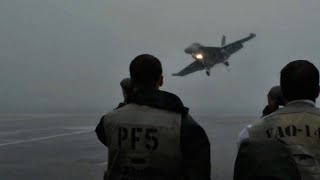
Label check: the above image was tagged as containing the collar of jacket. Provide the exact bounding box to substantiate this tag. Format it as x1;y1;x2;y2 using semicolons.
127;90;189;115
286;99;316;108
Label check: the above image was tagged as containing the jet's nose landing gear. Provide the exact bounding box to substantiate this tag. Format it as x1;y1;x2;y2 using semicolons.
206;69;210;76
224;61;230;72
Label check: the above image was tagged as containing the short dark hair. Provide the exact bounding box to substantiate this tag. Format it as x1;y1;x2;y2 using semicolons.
280;60;319;101
129;54;162;88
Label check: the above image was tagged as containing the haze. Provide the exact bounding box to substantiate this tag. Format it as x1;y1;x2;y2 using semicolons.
1;0;320;115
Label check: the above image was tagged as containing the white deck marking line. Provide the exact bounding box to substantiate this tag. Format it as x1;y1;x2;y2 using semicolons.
96;162;108;166
0;126;95;135
0;130;92;147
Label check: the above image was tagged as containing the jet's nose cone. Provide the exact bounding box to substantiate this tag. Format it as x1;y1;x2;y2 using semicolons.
184;47;193;54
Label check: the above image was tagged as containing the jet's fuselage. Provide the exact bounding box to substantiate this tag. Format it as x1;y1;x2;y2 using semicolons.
189;46;228;68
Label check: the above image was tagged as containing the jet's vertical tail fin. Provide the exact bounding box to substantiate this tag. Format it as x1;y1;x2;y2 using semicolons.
221;35;226;47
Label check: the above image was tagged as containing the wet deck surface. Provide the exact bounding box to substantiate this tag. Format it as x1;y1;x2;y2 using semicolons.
0;113;254;180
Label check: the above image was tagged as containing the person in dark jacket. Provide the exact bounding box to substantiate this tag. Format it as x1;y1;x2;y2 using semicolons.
95;54;211;180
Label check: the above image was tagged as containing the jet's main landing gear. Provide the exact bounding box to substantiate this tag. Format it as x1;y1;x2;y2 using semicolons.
224;61;230;72
206;69;210;76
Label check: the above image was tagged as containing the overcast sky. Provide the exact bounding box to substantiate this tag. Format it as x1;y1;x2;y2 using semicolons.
1;0;320;115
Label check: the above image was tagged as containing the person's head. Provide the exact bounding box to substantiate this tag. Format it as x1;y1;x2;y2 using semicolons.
129;54;163;91
280;60;319;102
120;78;133;102
268;86;287;106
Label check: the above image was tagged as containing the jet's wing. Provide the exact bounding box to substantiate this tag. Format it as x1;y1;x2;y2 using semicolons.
222;33;256;55
172;60;205;76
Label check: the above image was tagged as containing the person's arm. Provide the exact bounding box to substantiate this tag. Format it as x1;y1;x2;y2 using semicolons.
95;116;108;147
180;114;211;180
262;105;275;117
96;104;126;147
236;125;251;148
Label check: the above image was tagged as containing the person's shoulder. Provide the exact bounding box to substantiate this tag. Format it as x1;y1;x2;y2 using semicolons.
157;90;185;105
181;114;201;127
247;116;268;130
256;105;320;126
180;114;209;148
102;106;126;120
259;107;286;121
114;102;127;110
160;90;190;114
129;90;189;114
101;108;126;127
266;104;320;117
306;106;320;116
181;114;207;138
157;90;180;99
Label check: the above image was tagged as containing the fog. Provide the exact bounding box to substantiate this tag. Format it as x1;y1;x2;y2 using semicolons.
1;0;320;115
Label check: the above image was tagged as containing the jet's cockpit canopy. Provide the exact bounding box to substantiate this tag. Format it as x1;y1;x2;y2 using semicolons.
184;43;203;54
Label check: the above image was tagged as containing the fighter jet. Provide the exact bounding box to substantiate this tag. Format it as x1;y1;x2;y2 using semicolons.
172;33;256;76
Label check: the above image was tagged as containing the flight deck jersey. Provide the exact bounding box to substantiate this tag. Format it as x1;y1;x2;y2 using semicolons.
102;103;183;180
248;101;320;180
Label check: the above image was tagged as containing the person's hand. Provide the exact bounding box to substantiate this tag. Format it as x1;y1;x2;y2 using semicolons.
267;94;280;112
262;86;284;117
268;86;286;106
